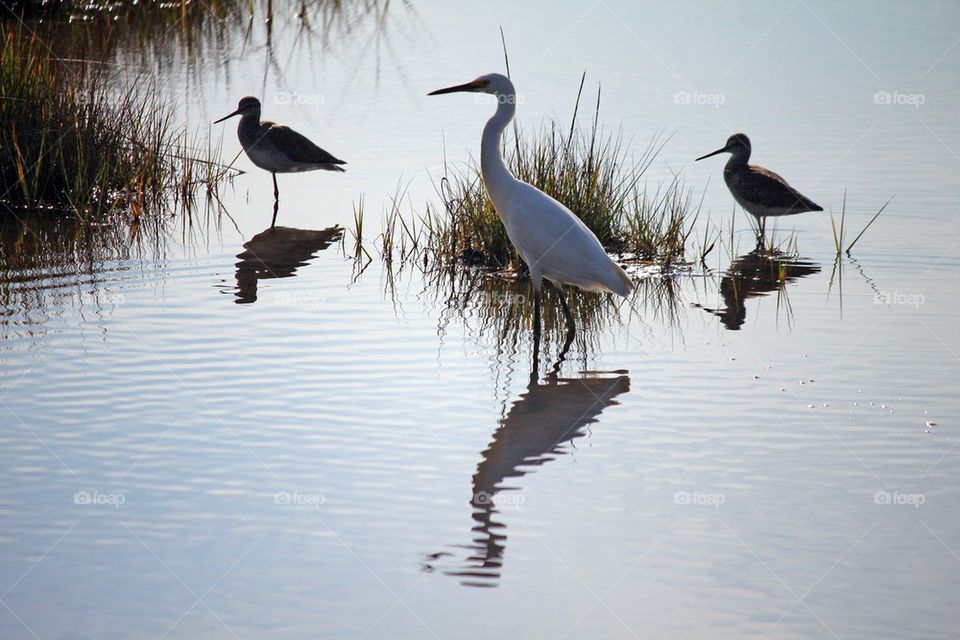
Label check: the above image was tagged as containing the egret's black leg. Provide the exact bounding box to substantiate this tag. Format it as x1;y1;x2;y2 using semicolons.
533;288;542;342
544;319;576;380
556;285;576;334
532;288;542;379
556;323;575;371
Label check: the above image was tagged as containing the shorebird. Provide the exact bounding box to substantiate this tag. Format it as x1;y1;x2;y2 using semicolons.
696;133;822;237
428;73;632;337
215;96;345;226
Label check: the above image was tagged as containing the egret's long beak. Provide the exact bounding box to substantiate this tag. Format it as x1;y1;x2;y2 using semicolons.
695;145;730;161
214;109;242;124
428;79;486;96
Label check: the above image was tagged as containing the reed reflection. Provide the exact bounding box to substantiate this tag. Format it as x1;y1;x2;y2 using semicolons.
3;0;416;85
0;213;168;338
420;265;684;370
436;334;630;587
701;246;819;330
233;225;341;304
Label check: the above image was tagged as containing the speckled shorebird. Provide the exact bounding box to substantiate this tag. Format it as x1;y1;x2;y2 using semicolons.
215;96;345;226
696;133;821;237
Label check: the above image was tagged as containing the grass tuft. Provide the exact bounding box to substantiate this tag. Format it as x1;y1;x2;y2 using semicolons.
830;191;892;256
0;29;229;219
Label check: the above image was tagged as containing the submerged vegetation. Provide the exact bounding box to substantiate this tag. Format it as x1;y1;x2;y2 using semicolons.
0;30;227;219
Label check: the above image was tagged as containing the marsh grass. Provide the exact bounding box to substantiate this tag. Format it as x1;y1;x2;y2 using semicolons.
831;191;893;256
826;193;892;310
0;30;229;219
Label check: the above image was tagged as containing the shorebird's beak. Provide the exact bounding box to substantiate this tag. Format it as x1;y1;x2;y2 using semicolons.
695;145;730;161
428;79;486;96
214;109;242;124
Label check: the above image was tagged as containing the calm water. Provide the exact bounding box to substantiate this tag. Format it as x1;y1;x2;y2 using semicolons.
2;1;960;638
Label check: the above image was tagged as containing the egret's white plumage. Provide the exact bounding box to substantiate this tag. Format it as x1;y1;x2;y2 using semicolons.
429;73;631;333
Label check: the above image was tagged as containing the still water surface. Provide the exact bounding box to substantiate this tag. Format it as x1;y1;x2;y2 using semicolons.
2;1;959;638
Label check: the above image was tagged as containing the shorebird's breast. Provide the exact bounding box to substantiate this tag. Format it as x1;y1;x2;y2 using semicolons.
723;165;761;215
244;143;294;173
237;125;292;172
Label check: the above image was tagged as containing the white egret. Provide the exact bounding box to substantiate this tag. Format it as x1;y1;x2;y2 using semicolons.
428;74;632;336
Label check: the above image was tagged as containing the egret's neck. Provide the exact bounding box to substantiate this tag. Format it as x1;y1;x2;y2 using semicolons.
480;97;516;187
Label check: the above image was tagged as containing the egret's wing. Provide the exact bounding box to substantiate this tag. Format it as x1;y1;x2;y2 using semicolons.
266;123;346;166
501;182;631;294
502;183;590;263
736;165;821;211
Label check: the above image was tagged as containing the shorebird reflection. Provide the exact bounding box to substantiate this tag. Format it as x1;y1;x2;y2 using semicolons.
232;225;342;304
700;246;819;330
434;333;630;587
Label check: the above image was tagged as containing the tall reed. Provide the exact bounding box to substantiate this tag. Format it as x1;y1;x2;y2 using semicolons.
0;30;226;218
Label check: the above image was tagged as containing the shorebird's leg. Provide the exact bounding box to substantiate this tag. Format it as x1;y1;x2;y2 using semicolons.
555;284;576;334
272;173;279;202
270;198;279;229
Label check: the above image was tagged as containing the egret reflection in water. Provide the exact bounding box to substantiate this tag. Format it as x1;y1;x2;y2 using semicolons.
700;246;820;330
433;335;631;587
232;225;342;304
